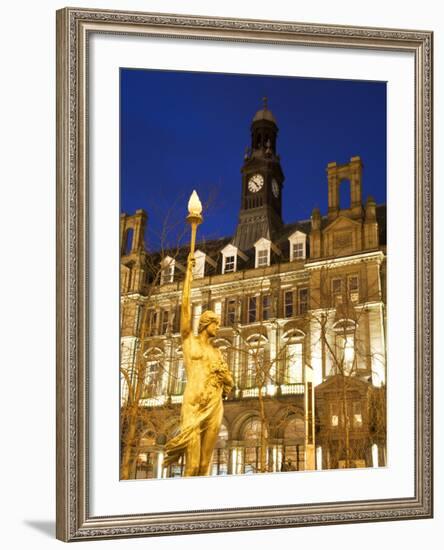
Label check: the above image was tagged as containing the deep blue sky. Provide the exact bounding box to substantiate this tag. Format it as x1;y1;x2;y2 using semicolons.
120;69;386;250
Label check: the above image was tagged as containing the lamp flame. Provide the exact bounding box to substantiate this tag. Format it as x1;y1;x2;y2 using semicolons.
187;190;202;216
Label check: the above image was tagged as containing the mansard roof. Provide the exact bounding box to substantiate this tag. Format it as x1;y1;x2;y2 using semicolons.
143;204;386;282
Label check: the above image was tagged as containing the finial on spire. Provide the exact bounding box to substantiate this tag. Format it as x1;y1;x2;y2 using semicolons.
262;96;268;110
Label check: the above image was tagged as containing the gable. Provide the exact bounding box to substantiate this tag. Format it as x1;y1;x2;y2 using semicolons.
323;215;362;234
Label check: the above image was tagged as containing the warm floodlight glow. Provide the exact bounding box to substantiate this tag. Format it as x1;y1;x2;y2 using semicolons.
372;444;379;468
187;190;202;216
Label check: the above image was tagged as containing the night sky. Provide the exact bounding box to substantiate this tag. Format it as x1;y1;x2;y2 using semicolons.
120;69;386;250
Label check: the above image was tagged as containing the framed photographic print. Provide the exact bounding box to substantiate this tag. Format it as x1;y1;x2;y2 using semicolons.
56;7;433;542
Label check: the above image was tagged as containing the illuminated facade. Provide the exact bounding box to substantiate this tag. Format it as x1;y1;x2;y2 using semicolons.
120;103;387;478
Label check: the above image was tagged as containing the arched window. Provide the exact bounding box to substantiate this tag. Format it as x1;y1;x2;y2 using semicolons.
332;320;358;375
282;329;305;386
282;416;305;471
242;417;268;474
241;334;268;390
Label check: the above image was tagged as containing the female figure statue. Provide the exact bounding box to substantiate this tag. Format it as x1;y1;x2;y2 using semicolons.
163;254;233;476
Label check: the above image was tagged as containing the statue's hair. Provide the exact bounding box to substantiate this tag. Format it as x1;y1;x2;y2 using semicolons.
198;310;220;333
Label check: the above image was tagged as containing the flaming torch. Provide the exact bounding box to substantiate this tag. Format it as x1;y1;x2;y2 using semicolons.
186;190;203;256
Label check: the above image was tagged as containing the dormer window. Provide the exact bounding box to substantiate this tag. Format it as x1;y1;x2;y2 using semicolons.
221;244;247;275
257;248;269;267
254;238;280;269
193;250;216;279
160;256;175;284
224;255;236;273
288;231;307;261
193;251;205;278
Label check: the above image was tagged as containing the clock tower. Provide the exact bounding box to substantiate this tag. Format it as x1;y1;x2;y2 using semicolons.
233;98;285;250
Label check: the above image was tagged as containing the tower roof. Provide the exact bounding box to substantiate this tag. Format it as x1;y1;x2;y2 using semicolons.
252;96;277;124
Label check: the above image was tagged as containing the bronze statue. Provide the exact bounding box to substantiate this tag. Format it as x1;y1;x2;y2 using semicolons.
163;192;233;476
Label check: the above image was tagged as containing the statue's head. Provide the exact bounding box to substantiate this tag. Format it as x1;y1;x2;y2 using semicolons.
198;310;220;337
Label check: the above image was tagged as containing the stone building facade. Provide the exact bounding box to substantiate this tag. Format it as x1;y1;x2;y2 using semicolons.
120;102;387;479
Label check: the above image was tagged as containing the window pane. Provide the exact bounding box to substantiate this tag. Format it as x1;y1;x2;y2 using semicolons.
160;310;169;334
286;343;303;383
257;248;269;267
298;288;308;314
248;296;257;323
224;255;235;273
172;358;186;395
226;299;236;325
348;275;359;302
262;294;271;320
284;290;293;317
161;264;174;284
145;360;163;396
292;241;304;259
148;310;158;336
193;257;205;278
353;401;363;428
330;402;339;427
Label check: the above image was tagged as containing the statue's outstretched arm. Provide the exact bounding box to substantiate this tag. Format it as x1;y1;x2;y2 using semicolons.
180;253;194;339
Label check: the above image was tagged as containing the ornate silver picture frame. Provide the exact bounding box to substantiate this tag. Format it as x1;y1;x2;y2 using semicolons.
56;7;433;542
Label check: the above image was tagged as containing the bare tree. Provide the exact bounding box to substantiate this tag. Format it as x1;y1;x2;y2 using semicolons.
308;251;386;469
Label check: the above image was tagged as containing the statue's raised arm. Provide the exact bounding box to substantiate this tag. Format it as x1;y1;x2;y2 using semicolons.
164;190;232;477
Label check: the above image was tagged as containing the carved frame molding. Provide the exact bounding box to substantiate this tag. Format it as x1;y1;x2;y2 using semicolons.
56;7;433;542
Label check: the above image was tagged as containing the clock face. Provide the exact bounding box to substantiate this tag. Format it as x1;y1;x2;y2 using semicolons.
272;178;279;198
248;173;264;193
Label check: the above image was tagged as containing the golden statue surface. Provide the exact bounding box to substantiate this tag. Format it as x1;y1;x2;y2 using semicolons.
163;192;233;476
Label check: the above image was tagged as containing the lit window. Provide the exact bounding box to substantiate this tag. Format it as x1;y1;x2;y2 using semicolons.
225;298;237;326
262;294;271;320
348;275;359;302
254;238;274;268
298;288;309;315
172;357;186;395
284;290;293;318
242;418;267;474
143;348;165;397
147;310;158;336
330;402;339;427
353;401;363;428
160;310;169;334
160;257;175;284
332;278;343;305
213;301;222;316
224;255;235;273
257;248;269;267
245;350;256;388
221;244;246;275
145;361;162;396
292;242;304;260
288;231;307;261
338;334;355;374
193;254;205;279
286;343;303;383
248;296;257;323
